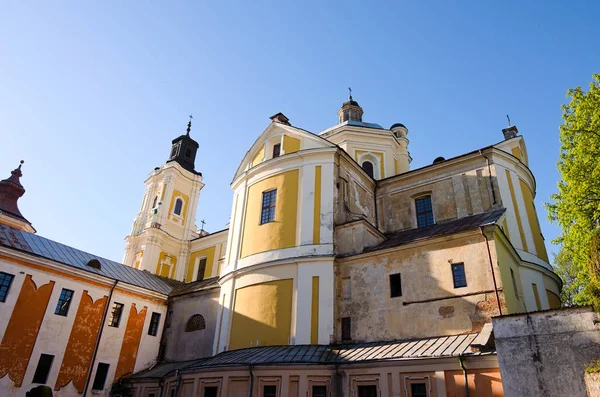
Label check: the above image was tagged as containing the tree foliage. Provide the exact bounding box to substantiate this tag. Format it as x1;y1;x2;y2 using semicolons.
547;74;600;308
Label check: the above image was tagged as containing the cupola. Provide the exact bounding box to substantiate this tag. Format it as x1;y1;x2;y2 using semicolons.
338;89;364;124
0;161;35;232
167;116;201;174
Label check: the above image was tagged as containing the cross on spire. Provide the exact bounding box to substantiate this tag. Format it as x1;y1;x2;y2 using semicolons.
186;114;193;135
200;219;206;231
348;87;352;99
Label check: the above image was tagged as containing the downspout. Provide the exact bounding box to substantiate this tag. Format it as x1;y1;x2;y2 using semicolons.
158;379;164;397
173;370;182;397
83;280;118;397
480;227;503;315
335;363;342;397
458;355;470;397
248;364;254;397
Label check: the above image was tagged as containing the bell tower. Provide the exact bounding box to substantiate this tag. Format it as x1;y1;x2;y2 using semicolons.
123;117;204;281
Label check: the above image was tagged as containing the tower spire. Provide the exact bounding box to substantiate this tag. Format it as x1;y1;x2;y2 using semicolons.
0;160;35;232
338;89;363;124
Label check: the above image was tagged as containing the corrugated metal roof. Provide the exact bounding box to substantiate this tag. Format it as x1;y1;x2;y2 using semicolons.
128;333;492;380
0;223;182;295
358;208;506;255
169;277;220;297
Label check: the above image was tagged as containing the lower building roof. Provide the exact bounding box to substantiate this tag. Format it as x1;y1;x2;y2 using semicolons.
0;223;182;295
127;332;493;380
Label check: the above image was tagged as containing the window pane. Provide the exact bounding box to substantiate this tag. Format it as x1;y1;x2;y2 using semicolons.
148;312;161;336
263;385;277;397
415;196;434;228
204;387;218;397
361;161;374;178
357;385;377;397
342;317;351;341
390;273;402;297
0;272;15;302
273;143;281;158
197;257;208;281
109;303;124;327
312;385;327;397
410;383;427;397
92;362;110;390
55;289;74;316
260;190;277;224
32;354;54;384
174;199;183;215
451;263;467;288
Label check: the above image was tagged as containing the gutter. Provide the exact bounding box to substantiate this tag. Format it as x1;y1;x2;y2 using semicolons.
83;280;118;396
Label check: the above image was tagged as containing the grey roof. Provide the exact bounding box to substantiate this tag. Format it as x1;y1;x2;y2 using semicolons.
346;120;384;130
127;333;491;380
0;223;182;295
169;277;220;297
360;209;506;255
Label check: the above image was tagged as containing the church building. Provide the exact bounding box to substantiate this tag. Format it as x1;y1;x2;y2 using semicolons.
0;95;560;397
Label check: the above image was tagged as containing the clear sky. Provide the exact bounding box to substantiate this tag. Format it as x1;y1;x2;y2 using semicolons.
1;1;598;263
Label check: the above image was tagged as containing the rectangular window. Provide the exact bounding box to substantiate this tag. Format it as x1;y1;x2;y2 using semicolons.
0;272;15;302
108;302;124;327
148;312;161;336
410;383;428;397
415;195;435;228
312;385;327;397
272;143;281;158
54;288;74;316
451;263;467;288
260;189;277;224
263;385;277;397
92;362;110;390
204;387;218;397
197;257;208;281
32;354;54;384
341;317;351;341
389;273;402;297
357;385;377;397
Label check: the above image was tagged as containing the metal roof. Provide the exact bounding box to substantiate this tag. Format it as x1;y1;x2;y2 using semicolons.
357;208;506;255
128;333;491;380
0;223;182;295
169;277;220;297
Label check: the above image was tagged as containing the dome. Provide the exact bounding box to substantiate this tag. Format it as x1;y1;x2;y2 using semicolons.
390;123;407;130
433;156;446;164
342;98;360;107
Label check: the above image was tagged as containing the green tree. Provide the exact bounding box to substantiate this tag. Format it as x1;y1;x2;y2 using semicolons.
552;250;583;306
547;74;600;308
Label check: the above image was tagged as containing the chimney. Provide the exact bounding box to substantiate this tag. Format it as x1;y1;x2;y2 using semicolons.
269;112;290;126
502;125;518;140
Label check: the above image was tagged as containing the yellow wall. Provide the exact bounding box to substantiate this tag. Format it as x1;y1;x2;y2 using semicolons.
355;150;385;178
547;289;561;309
511;146;522;161
229;279;293;349
185;246;216;282
310;276;319;344
505;170;528;252
494;232;525;314
240;170;299;258
156;251;177;278
519;179;549;262
252;146;265;167
167;189;189;225
313;166;321;244
283;135;301;154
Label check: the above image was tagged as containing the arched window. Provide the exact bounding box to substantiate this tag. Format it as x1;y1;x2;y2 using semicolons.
174;198;183;216
152;196;158;209
361;161;374;178
185;314;206;332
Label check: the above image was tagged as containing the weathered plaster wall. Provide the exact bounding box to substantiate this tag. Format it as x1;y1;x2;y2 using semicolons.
335;156;376;228
163;287;220;361
493;307;600;397
336;232;503;342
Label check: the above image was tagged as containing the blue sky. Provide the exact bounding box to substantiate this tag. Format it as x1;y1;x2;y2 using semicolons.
0;1;598;262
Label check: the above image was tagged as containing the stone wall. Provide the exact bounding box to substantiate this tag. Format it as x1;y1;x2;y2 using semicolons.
493;306;600;397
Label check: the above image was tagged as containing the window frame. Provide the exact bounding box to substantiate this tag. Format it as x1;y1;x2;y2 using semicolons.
260;189;277;225
32;353;54;384
54;288;74;316
389;273;402;298
92;362;110;390
148;312;161;336
415;195;435;228
185;314;206;332
0;272;15;303
108;302;124;327
451;263;467;288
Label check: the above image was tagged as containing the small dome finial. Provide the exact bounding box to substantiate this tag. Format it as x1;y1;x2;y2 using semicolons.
186;114;193;136
18;160;24;170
